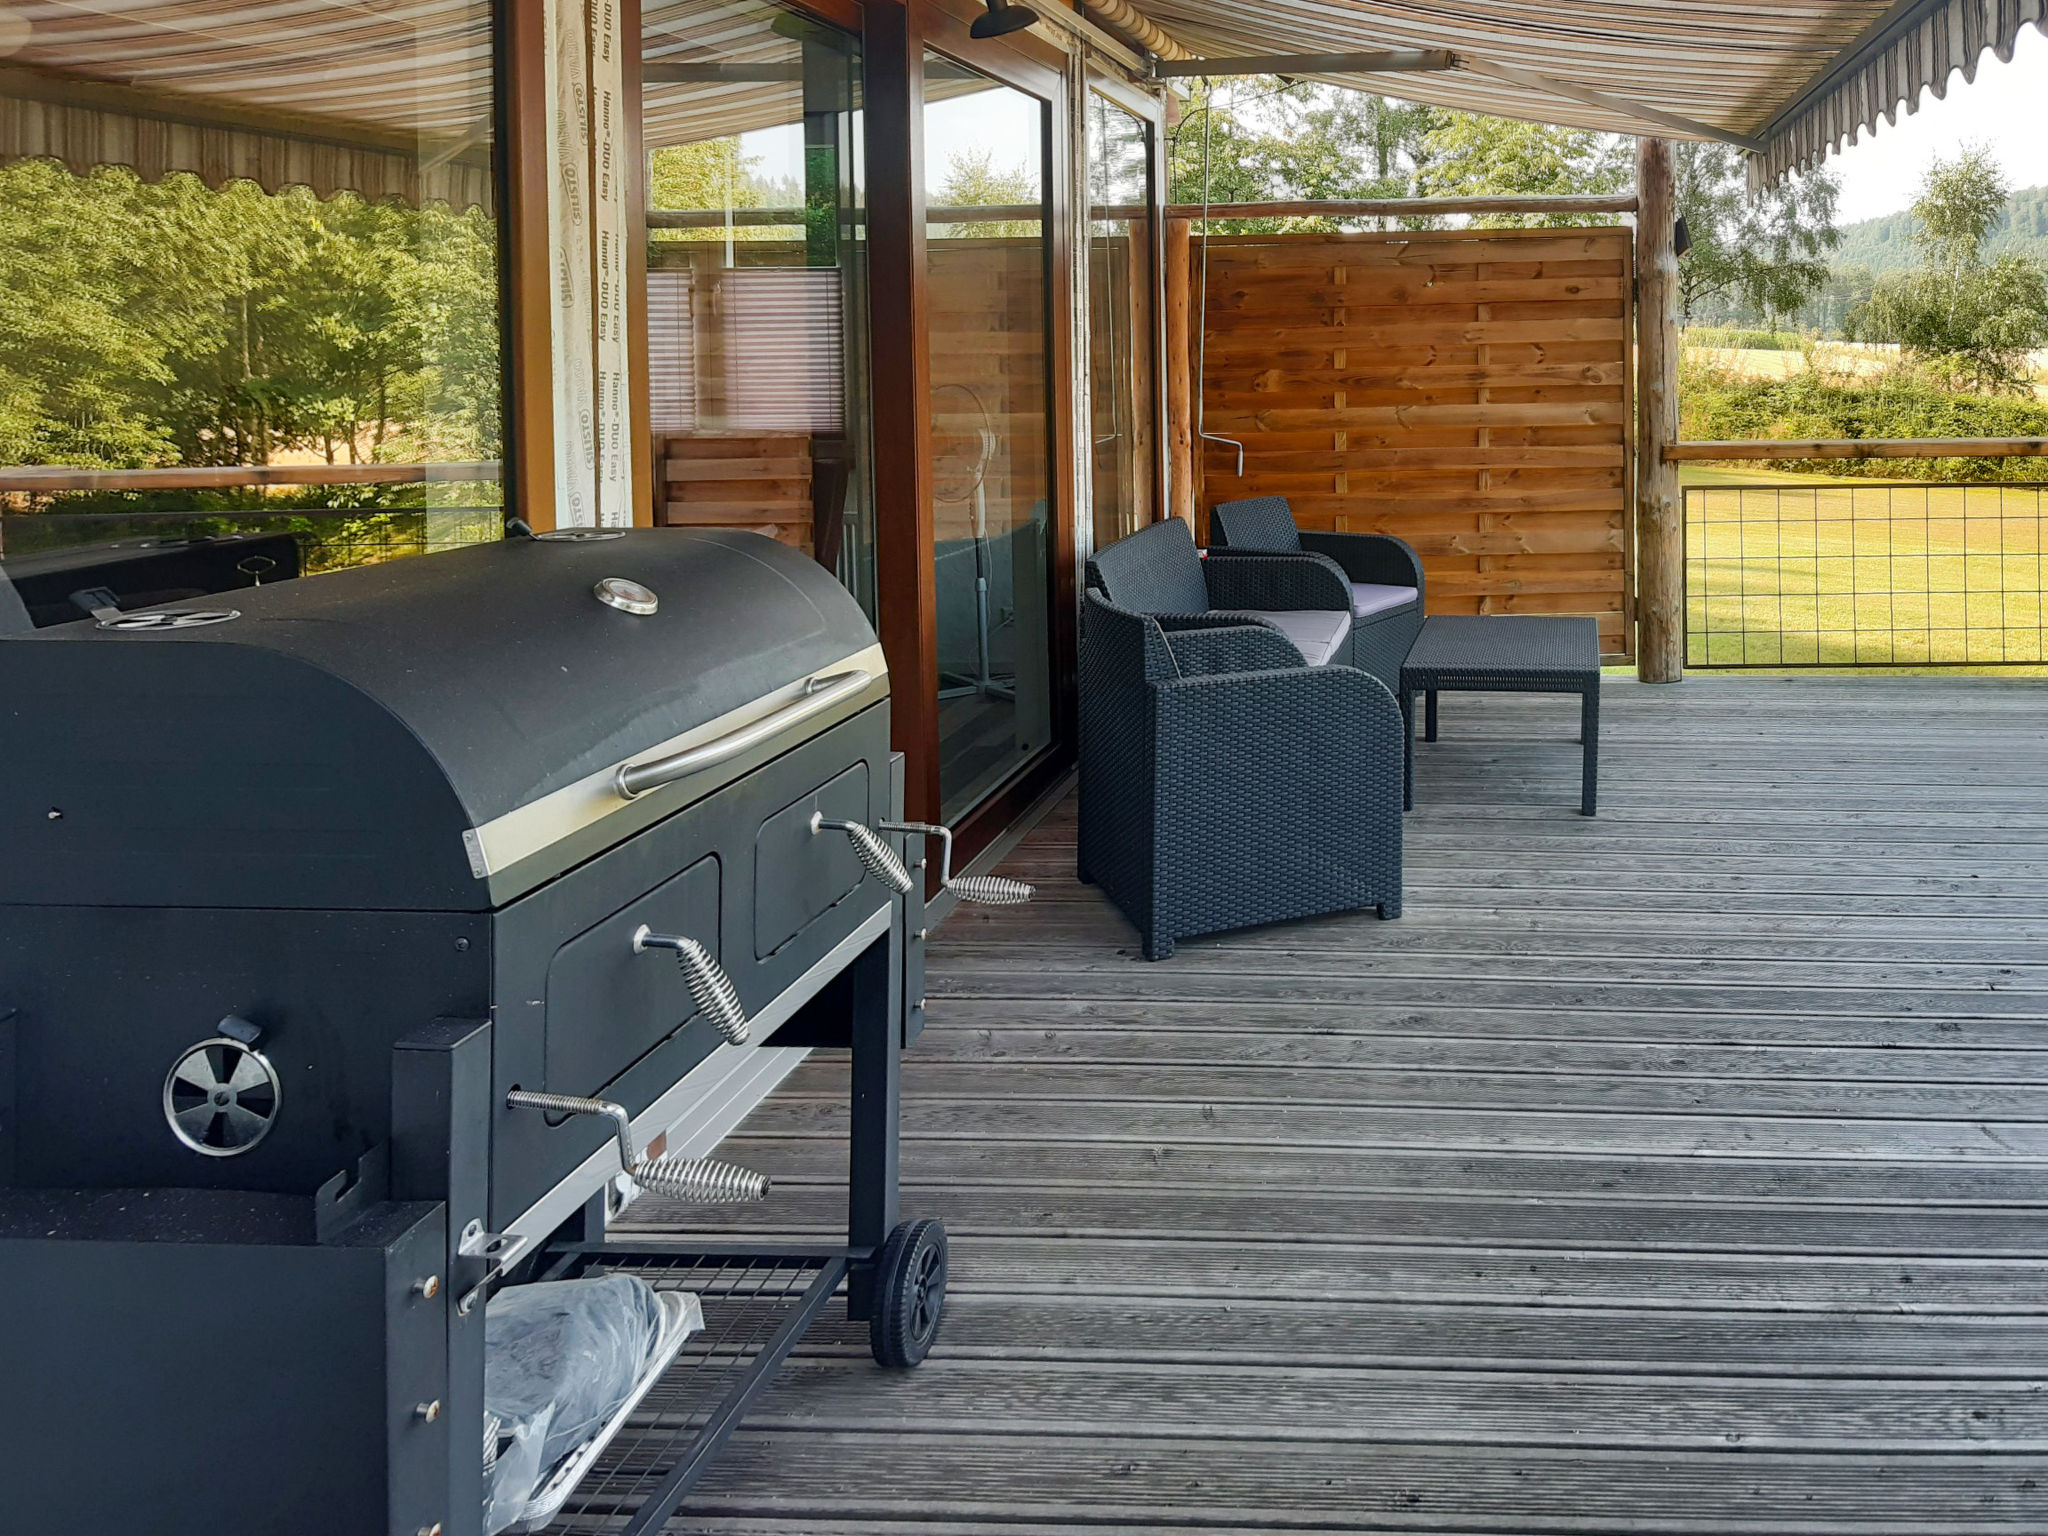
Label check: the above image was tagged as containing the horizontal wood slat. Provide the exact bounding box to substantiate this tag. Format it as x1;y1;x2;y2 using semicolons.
654;432;813;555
1194;228;1635;658
625;679;2048;1534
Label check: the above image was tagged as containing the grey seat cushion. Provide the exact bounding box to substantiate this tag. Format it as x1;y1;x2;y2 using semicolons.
1249;609;1352;667
1351;582;1419;620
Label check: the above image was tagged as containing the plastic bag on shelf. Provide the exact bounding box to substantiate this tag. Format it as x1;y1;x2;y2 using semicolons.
482;1273;665;1535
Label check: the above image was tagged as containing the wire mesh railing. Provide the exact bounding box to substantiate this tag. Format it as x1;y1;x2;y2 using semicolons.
1685;482;2048;667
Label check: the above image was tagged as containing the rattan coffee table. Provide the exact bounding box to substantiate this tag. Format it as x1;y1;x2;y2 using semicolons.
1399;615;1600;815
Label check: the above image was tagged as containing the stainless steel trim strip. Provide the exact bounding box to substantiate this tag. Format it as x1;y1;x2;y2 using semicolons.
462;641;888;878
501;903;892;1245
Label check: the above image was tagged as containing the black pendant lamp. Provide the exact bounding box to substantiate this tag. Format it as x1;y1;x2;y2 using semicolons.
970;0;1040;38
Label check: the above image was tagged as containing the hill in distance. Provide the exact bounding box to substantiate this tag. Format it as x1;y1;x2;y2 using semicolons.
1833;184;2048;273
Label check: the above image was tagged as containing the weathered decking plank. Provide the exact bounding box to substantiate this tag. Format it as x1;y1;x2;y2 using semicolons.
634;676;2048;1533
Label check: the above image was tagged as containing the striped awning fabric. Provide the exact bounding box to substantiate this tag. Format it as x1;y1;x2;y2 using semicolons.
0;1;495;208
1751;0;2048;189
1108;0;2045;187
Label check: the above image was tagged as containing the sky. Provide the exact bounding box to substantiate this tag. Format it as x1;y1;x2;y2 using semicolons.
1826;24;2048;223
733;27;2048;220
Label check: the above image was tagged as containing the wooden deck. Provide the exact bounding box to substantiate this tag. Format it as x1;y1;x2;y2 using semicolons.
671;675;2048;1534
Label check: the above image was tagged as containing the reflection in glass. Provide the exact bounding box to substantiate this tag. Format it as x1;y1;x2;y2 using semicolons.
924;57;1055;822
640;1;875;618
0;1;501;626
1087;92;1156;550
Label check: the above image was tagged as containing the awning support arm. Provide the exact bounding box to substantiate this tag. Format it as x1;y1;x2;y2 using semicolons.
1151;50;1457;78
1457;56;1766;153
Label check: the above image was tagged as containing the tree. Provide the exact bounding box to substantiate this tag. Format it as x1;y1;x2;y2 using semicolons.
1913;144;2008;275
1672;141;1840;325
1413;116;1629;225
1162;80;1628;234
932;149;1040;238
1850;145;2048;391
1165;79;1290;223
0;162;500;475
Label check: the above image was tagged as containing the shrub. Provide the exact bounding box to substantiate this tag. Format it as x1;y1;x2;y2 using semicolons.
1683;326;1808;352
1679;354;2048;481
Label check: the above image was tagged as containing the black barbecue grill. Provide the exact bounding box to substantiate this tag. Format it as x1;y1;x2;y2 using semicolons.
0;527;984;1535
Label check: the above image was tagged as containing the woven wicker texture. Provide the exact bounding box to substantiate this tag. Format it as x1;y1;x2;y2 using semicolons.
1085;517;1212;614
1208;496;1426;692
1079;590;1404;961
1399;615;1600;816
1086;518;1356;668
1208;496;1304;552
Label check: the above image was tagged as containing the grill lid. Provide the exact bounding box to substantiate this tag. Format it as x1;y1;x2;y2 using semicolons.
0;529;886;910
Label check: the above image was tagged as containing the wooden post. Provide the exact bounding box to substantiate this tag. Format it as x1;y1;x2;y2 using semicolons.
1634;137;1683;682
863;4;940;823
1163;216;1194;527
501;0;558;530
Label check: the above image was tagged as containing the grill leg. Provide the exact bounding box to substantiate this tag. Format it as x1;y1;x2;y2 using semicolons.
845;932;900;1319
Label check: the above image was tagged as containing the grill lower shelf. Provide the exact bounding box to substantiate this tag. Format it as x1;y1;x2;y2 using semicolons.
537;1249;849;1536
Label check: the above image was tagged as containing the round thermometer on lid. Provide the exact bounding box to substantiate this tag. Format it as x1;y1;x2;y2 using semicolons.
594;576;658;616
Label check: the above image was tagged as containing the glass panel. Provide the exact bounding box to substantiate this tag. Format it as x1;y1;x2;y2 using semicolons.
0;2;501;628
641;1;875;618
1087;91;1155;550
925;55;1054;822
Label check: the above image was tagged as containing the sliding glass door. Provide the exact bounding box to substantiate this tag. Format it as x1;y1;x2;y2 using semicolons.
922;54;1056;822
639;0;876;616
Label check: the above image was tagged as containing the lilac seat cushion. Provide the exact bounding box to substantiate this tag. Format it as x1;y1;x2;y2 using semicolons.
1247;609;1352;668
1352;582;1419;620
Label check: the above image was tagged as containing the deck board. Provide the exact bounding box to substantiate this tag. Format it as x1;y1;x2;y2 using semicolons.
637;676;2048;1533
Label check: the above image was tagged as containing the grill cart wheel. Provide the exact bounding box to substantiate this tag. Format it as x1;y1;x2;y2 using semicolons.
870;1218;947;1368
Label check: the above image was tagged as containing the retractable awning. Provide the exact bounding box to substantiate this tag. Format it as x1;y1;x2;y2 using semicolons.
0;1;495;209
1086;0;2046;187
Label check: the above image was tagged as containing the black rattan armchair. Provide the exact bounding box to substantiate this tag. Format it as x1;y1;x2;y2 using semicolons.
1209;495;1426;690
1086;516;1354;668
1078;589;1404;960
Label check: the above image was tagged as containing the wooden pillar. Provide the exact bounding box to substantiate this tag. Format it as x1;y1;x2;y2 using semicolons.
500;0;557;530
1634;137;1683;682
863;3;940;822
1163;216;1194;527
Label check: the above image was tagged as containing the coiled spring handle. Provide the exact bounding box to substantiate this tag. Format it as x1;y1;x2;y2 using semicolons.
811;813;915;893
504;1090;769;1204
881;819;1034;906
631;927;749;1044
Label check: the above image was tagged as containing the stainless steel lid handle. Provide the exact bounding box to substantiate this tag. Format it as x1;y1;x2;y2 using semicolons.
615;669;872;800
812;814;915;893
879;819;1034;906
632;927;750;1044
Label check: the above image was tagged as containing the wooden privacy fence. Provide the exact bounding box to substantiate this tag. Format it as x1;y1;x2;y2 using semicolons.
1184;225;1635;657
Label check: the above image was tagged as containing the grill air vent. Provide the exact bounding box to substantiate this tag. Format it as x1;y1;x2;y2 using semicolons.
162;1037;281;1156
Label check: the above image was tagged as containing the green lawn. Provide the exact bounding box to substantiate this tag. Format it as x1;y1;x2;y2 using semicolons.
1679;467;2048;667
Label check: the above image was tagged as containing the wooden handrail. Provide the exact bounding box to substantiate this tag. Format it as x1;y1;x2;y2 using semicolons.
0;461;502;492
647;193;1639;232
1666;439;2048;462
1165;193;1640;220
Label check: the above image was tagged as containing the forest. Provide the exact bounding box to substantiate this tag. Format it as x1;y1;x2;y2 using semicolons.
0;160;499;480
